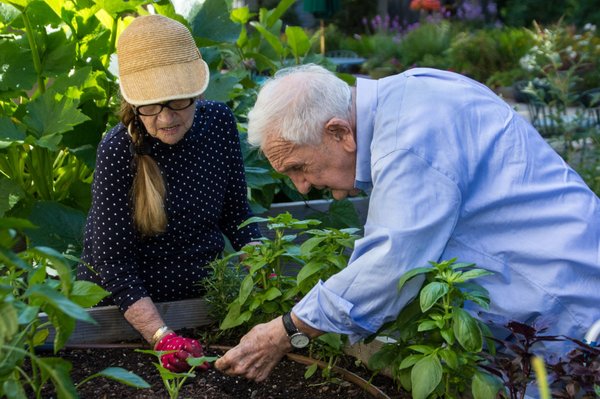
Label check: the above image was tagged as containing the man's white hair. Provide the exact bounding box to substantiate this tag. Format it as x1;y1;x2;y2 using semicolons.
247;64;352;148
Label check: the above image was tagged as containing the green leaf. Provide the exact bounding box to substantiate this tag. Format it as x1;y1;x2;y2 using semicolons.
399;354;423;370
317;333;343;350
41;28;76;77
46;306;76;351
411;354;442;399
304;362;318;379
0;38;36;92
36;357;78;399
23;92;90;143
262;286;281;301
368;345;399;371
0;179;24;216
455;268;493;283
407;344;434;354
417;320;438;332
398;266;432;291
285;26;310;58
27;284;94;323
204;72;241;102
86;367;150;388
237;274;254;305
2;378;26;399
249;21;284;56
230;6;252;24
70;280;109;308
0;303;18;345
188;356;218;367
190;0;240;46
264;0;295;27
452;308;483;352
296;260;323;285
419;281;449;312
25;201;86;253
472;370;503;399
438;348;459;369
0;117;26;149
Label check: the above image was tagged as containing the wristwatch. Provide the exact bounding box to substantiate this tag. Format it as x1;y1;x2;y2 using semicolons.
282;312;310;349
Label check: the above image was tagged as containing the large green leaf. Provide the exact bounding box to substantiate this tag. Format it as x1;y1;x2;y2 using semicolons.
452;307;483;352
411;354;442;399
40;28;76;77
204;72;240;102
23;92;89;143
25;201;86;254
0;38;36;93
190;0;240;47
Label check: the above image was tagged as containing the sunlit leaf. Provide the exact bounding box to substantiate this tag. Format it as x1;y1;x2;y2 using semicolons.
23;92;89;140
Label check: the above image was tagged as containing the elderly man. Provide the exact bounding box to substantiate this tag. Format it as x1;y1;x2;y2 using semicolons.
215;64;600;381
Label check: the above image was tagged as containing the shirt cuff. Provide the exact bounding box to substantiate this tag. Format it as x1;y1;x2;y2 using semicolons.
292;280;376;344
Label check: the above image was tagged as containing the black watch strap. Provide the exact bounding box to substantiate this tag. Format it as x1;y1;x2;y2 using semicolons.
282;311;299;336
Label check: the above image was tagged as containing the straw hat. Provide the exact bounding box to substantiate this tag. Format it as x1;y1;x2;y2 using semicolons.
117;14;209;106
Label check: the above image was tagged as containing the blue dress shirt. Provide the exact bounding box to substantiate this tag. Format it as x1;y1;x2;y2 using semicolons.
293;68;600;354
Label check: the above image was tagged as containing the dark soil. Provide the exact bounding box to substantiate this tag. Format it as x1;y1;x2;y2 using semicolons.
33;341;404;399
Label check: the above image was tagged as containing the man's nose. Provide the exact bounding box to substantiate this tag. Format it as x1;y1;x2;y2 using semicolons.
289;173;311;194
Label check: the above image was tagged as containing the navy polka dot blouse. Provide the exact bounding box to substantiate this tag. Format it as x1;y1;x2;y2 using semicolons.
77;100;261;312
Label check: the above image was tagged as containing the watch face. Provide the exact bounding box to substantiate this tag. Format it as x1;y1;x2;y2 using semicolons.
290;333;310;348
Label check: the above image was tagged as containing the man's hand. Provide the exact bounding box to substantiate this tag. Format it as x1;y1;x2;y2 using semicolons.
215;317;291;381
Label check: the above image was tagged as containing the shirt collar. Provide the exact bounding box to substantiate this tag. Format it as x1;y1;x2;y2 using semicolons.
355;77;377;192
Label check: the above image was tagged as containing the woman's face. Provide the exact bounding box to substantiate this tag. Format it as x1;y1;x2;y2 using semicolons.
136;99;196;145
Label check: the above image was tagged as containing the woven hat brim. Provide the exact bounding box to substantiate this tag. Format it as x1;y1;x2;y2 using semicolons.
119;56;209;106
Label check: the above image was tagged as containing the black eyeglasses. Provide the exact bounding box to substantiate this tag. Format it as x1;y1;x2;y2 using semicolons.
134;98;195;116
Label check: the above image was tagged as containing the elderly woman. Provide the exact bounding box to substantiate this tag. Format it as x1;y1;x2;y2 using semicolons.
77;14;260;372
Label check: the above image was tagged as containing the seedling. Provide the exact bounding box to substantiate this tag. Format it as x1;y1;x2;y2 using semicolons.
137;348;218;399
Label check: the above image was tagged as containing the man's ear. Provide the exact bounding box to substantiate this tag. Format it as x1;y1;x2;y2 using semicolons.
325;118;356;152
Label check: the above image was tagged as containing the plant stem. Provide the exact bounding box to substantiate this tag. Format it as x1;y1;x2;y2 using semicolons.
21;9;45;96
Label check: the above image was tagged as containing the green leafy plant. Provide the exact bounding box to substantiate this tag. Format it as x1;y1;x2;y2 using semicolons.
219;213;318;330
304;333;347;384
368;259;503;399
136;348;218;399
218;212;360;331
0;217;149;398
